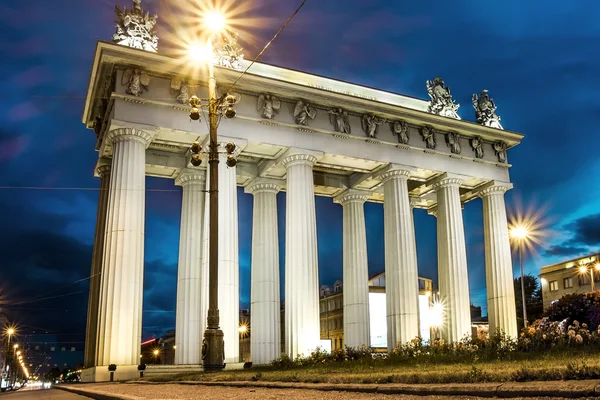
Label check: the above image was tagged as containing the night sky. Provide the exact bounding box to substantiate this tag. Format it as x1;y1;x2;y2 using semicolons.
1;0;600;343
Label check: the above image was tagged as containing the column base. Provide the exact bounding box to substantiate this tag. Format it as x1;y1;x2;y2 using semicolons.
81;365;139;382
202;328;225;372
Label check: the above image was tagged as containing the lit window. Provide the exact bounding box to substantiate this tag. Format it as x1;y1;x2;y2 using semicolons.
563;277;573;289
549;280;558;292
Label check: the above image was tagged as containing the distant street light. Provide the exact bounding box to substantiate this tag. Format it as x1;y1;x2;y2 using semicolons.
578;262;600;291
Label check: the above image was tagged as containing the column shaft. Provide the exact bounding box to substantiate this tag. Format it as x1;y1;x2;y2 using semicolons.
247;182;281;364
283;154;320;358
174;171;206;365
334;191;370;348
84;164;111;368
382;170;420;351
434;177;471;343
97;128;152;366
201;150;239;363
481;186;518;338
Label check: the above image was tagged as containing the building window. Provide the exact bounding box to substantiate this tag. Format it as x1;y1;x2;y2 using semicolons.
579;274;590;286
549;280;558;291
563;277;573;289
418;279;425;290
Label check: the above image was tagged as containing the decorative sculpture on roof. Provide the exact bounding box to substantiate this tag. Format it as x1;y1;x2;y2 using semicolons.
472;90;503;130
426;77;461;119
122;68;150;96
493;140;507;163
257;94;281;119
391;120;409;144
170;78;189;104
293;100;317;126
361;114;385;138
113;0;159;52
214;34;244;70
420;125;436;149
446;132;461;154
328;108;351;134
470;136;484;159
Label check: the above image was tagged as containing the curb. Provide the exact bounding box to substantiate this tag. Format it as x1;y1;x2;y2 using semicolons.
54;384;138;400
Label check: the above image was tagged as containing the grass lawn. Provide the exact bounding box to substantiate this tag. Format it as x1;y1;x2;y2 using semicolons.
146;351;600;384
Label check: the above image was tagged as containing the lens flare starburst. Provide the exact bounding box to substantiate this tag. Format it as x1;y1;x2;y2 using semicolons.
507;197;552;257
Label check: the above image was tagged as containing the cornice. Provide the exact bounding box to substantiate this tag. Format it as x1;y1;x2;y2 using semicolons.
281;153;318;169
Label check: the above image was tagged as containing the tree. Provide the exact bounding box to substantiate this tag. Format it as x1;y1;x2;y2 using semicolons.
514;274;543;326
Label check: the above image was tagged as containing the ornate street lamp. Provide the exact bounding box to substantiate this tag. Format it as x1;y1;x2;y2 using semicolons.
185;12;240;372
509;226;529;328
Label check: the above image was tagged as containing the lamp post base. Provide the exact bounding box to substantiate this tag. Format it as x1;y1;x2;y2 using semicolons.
202;328;224;372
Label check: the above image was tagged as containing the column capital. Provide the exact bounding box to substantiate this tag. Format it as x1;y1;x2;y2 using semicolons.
333;189;370;206
379;169;411;184
427;206;438;218
281;153;318;169
96;164;111;178
431;176;464;191
106;128;155;148
245;179;281;195
475;181;513;198
175;169;206;187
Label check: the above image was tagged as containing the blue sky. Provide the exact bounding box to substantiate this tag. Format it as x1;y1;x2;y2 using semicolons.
1;0;600;341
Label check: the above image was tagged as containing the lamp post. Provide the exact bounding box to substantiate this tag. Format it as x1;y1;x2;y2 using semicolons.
187;12;238;372
510;227;529;328
578;263;599;291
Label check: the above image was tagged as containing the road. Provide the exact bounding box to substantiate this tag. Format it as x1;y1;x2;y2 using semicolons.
0;388;88;399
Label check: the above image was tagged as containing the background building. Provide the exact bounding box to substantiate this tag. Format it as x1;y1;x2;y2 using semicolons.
539;253;600;309
319;272;434;350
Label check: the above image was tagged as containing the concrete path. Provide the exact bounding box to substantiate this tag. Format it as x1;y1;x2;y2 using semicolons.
0;388;88;399
57;380;600;399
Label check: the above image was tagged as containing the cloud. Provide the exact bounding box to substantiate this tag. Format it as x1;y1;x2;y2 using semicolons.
545;244;589;257
543;214;600;257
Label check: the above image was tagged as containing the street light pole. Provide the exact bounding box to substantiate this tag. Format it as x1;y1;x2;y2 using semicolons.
518;240;528;328
203;38;225;372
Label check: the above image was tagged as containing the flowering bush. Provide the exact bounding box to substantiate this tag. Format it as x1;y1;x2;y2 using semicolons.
545;291;600;330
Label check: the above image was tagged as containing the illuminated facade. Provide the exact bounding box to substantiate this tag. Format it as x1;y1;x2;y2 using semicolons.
81;0;523;382
319;273;433;350
539;254;600;309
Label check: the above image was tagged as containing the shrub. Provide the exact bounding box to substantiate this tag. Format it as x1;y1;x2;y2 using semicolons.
545;291;600;330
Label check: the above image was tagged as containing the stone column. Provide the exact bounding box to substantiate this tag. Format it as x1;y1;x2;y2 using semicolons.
201;146;239;363
84;163;111;368
381;170;420;351
333;190;370;349
433;176;471;343
245;180;281;364
96;128;153;367
174;169;206;365
283;154;320;358
480;185;518;338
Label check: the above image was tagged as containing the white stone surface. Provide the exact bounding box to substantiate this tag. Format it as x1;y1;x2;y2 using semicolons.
433;176;471;343
334;190;370;349
381;170;420;350
283;153;320;358
84;164;111;368
201;150;239;363
246;180;281;364
174;169;206;365
481;185;518;338
96;128;153;367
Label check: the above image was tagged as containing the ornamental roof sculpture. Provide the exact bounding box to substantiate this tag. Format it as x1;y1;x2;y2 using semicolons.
426;77;461;120
113;0;159;53
472;90;504;130
214;34;244;70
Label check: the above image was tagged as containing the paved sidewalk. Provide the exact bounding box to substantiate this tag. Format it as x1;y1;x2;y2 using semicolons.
57;379;600;399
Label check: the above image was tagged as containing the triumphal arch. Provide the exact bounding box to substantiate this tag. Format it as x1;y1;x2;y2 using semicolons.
82;0;523;381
